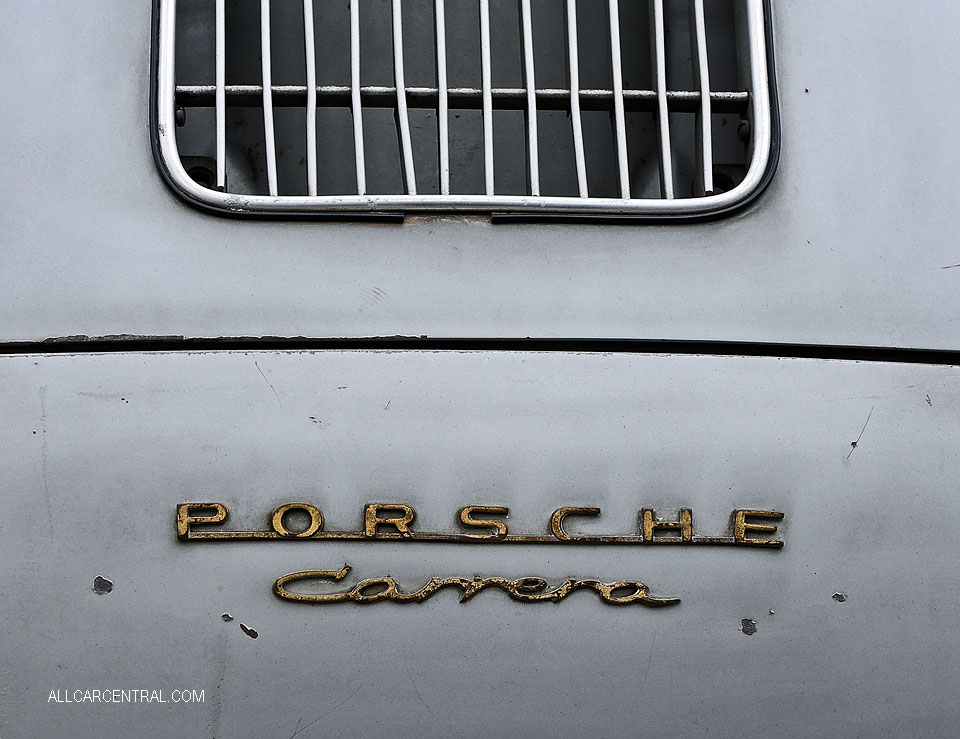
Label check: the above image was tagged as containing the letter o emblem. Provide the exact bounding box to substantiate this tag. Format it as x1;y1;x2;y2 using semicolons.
271;503;323;538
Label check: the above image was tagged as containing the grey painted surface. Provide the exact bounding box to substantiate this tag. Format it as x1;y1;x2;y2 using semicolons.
1;350;958;737
0;1;959;347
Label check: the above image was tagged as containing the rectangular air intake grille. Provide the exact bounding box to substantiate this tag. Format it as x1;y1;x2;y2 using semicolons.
155;0;774;217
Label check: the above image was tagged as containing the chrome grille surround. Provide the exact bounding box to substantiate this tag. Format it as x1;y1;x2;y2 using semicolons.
153;0;776;218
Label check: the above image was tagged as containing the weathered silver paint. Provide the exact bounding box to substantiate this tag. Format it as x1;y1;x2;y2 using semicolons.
0;3;958;347
1;351;958;736
1;0;959;735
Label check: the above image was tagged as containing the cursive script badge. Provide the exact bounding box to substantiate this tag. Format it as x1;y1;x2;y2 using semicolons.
273;564;680;607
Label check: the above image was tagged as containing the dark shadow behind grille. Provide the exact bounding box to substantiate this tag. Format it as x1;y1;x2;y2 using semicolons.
173;0;749;203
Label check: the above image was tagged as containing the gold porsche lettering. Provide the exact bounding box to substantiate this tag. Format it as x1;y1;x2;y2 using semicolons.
176;502;784;547
550;506;601;540
641;508;693;543
364;503;416;538
458;505;509;539
271;502;323;538
733;509;785;546
176;502;228;540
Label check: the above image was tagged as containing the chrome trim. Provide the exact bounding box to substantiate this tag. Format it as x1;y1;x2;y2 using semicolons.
689;0;714;197
349;0;366;195
303;0;317;197
520;0;539;197
608;0;630;200
259;0;277;197
392;0;416;195
435;0;450;196
155;0;773;217
566;0;588;198
215;0;225;189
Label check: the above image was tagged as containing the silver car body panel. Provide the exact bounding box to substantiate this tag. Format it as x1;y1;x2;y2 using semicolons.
1;0;959;736
0;2;958;348
2;350;958;736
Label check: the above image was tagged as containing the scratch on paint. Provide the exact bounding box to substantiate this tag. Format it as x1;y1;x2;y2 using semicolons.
406;669;436;718
846;406;874;459
287;683;363;738
38;386;53;528
254;361;282;406
639;627;657;690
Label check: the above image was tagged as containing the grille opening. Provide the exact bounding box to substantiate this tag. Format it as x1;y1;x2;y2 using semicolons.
316;107;362;196
534;111;574;198
669;112;695;199
623;112;664;199
705;0;739;91
364;108;407;195
183;157;217;189
492;110;527;196
449;109;484;195
161;0;772;216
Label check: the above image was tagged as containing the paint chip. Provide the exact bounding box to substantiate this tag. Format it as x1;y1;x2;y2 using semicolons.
221;613;233;622
240;623;259;639
93;576;114;595
740;618;757;636
832;592;846;603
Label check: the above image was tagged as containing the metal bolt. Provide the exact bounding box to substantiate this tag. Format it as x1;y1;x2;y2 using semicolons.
176;106;186;127
737;119;751;142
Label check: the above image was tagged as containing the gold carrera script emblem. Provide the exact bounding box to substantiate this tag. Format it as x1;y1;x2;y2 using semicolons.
273;564;679;607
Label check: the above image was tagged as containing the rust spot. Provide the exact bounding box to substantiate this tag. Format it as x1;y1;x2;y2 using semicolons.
740;618;757;636
240;623;259;639
93;576;114;595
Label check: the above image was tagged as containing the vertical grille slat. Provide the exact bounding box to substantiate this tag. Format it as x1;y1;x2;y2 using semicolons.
519;0;540;197
303;0;318;196
689;0;713;196
158;0;775;216
259;0;278;196
649;0;674;200
392;0;417;195
349;0;366;195
215;0;226;189
479;0;495;196
607;0;630;199
565;0;588;198
435;0;450;196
